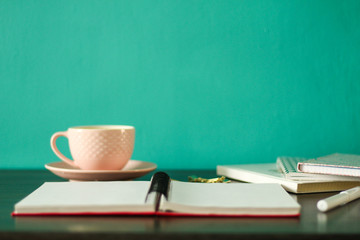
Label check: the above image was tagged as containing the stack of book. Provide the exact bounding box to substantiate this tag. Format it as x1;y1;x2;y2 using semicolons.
217;153;360;194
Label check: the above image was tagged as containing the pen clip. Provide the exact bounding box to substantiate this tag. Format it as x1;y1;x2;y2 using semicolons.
145;172;171;202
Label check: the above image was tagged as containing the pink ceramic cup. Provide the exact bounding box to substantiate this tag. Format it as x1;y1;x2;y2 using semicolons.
50;125;135;170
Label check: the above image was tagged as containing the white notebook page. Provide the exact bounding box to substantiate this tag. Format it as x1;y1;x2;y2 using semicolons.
15;181;152;214
161;181;299;214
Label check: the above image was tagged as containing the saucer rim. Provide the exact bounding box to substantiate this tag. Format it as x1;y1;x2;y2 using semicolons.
45;160;157;174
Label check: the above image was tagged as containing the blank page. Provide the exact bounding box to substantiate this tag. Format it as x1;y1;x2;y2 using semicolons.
15;181;152;214
161;181;300;215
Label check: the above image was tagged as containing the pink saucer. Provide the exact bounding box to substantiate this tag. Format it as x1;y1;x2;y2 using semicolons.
45;160;157;181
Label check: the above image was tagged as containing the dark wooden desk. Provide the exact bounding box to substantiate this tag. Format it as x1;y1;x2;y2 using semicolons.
1;170;359;240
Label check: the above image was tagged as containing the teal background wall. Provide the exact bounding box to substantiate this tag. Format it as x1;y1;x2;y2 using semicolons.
1;0;360;169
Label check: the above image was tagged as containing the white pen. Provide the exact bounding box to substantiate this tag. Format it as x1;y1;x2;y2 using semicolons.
317;186;360;212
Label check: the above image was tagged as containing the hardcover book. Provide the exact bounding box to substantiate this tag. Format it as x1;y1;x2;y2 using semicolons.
297;153;360;178
217;163;360;194
277;156;360;181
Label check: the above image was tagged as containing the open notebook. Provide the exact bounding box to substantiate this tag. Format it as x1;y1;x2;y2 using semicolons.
13;172;300;217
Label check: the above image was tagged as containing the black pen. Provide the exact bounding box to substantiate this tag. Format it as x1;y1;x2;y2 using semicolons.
145;172;171;212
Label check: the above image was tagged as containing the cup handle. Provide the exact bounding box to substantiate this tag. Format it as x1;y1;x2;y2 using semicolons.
50;131;77;167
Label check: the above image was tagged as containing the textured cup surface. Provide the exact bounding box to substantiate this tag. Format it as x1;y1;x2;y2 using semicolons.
51;125;135;170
